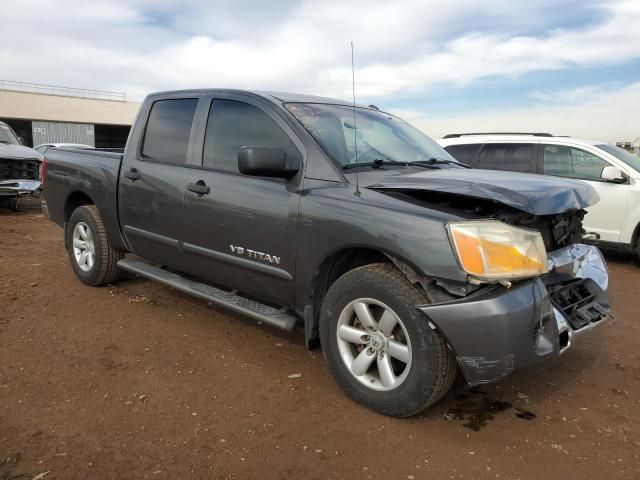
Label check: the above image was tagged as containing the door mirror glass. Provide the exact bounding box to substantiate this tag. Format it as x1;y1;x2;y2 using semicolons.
238;147;300;179
601;165;626;183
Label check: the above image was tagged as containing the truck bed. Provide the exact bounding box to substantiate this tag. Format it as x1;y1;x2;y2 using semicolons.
42;147;127;251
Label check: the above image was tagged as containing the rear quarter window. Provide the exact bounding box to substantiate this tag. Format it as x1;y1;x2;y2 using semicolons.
477;143;534;173
443;144;480;163
141;98;198;165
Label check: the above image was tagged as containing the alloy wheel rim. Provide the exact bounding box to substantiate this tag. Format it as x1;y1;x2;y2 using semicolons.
72;222;95;272
336;298;412;391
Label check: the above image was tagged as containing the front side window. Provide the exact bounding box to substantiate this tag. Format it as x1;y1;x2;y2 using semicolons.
596;144;640;173
543;145;609;181
285;103;456;166
477;143;533;172
203;100;294;173
141;98;198;164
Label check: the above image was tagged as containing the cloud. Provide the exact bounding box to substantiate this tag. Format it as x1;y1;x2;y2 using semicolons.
2;0;639;100
397;81;640;142
1;0;638;140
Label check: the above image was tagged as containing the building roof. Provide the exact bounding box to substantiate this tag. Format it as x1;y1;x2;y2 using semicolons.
0;89;140;125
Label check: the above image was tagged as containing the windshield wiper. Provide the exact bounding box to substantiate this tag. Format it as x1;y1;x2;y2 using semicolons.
414;157;471;168
343;158;439;170
343;158;405;170
0;140;12;144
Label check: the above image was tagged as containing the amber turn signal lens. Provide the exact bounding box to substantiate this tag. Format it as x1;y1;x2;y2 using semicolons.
448;221;548;280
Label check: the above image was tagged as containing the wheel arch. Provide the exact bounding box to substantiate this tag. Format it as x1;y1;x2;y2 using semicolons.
303;246;431;349
62;190;128;253
632;221;640;251
64;191;95;224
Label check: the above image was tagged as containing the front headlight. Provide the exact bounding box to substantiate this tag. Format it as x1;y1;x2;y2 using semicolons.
447;220;548;281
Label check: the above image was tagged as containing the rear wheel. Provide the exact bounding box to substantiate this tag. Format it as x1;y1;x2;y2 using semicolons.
320;263;457;417
65;205;122;286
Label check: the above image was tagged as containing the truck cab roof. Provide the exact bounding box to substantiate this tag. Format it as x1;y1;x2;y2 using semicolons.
145;88;368;108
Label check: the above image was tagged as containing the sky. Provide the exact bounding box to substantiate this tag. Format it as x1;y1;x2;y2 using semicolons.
2;0;639;141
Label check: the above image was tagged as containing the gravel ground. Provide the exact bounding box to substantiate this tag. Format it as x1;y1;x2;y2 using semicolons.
1;209;639;480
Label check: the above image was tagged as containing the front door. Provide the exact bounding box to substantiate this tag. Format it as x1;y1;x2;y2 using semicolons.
540;144;629;242
179;95;304;306
118;96;200;267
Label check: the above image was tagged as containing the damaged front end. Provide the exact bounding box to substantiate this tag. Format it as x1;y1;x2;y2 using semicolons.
366;168;609;385
0;158;42;209
419;244;609;386
367;169;609;385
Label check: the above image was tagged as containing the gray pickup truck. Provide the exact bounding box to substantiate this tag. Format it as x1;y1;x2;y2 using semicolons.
42;89;610;417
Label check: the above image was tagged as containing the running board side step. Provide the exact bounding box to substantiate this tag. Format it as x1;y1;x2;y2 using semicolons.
117;258;297;331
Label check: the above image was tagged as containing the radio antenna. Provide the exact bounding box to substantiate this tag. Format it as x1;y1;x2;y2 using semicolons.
350;41;360;196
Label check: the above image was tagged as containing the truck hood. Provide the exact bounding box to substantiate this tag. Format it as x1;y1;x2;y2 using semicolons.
0;143;42;161
366;168;599;216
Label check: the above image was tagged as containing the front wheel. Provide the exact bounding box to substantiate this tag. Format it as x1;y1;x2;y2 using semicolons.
65;205;122;286
320;263;457;417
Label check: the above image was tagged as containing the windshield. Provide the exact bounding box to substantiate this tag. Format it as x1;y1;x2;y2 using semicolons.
0;124;20;145
596;144;640;173
285;103;458;167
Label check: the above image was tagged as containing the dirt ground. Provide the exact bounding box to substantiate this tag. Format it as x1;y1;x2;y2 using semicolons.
1;208;639;480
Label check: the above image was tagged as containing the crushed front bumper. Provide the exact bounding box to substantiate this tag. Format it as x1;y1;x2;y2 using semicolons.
0;179;41;209
419;244;609;386
0;179;41;197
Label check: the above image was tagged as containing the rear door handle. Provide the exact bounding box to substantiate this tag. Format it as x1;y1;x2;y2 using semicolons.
124;168;140;181
187;180;210;196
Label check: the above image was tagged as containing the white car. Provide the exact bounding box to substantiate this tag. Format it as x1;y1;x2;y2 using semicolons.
437;133;640;259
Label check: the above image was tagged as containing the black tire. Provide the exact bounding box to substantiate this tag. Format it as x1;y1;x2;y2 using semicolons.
65;205;123;286
320;263;457;417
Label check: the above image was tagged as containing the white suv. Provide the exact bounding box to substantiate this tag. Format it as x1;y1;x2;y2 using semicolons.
437;133;640;259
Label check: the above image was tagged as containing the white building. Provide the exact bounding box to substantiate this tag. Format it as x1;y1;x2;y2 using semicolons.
616;138;640;156
0;80;141;148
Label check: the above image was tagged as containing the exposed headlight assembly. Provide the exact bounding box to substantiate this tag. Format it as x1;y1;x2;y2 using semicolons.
447;221;548;281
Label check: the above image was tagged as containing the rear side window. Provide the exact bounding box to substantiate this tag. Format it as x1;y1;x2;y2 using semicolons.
203;99;294;173
477;143;533;172
543;145;609;181
141;98;198;164
444;144;480;163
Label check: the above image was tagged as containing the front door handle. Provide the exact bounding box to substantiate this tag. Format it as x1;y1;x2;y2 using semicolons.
124;168;140;181
187;180;210;196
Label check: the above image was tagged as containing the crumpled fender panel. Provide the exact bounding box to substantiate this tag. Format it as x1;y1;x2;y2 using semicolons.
418;279;554;385
368;168;599;215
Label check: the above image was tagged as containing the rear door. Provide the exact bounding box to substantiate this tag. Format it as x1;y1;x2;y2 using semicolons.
475;142;538;173
539;142;629;242
179;94;304;306
118;95;200;268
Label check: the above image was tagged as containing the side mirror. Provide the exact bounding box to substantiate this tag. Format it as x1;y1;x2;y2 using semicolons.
601;165;626;183
238;147;300;179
